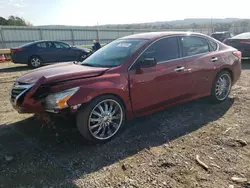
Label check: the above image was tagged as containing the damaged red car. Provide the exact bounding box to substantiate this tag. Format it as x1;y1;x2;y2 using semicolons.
10;32;241;143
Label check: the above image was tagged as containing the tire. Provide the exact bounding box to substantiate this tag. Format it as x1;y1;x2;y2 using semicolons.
28;56;43;68
78;53;88;62
76;95;125;143
210;70;232;103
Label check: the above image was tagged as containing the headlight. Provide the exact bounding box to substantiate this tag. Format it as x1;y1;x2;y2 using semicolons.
44;87;79;110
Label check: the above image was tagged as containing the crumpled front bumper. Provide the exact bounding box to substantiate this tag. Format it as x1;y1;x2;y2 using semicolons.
10;77;47;114
10;76;80;115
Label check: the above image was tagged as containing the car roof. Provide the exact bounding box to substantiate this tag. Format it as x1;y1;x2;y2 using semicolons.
120;31;208;40
32;40;66;43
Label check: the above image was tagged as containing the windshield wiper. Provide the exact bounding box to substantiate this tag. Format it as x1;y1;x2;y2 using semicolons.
81;63;96;67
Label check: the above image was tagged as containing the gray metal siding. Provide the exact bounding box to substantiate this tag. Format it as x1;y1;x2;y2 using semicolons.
0;26;213;49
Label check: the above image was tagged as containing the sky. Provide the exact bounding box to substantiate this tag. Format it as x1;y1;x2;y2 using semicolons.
0;0;250;26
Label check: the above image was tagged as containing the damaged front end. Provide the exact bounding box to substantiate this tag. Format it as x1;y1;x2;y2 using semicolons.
10;76;81;117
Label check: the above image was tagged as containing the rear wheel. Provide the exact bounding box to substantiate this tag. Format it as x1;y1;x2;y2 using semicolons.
28;56;42;68
210;71;232;103
76;95;125;143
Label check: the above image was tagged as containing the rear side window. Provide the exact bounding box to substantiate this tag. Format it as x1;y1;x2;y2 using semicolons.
180;36;209;57
141;37;179;63
36;42;47;48
207;39;218;51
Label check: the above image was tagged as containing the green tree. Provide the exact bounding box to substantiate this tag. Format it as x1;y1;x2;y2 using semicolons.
0;17;7;25
0;15;32;26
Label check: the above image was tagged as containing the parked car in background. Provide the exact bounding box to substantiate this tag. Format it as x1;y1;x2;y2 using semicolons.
211;31;234;42
10;32;241;143
224;32;250;59
10;40;92;68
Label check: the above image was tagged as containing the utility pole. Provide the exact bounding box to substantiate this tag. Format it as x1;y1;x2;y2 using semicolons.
96;22;100;43
210;17;214;34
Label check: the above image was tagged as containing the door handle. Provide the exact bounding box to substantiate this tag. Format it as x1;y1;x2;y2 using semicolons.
174;66;185;72
211;57;218;62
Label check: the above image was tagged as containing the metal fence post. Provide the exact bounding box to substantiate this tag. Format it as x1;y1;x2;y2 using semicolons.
39;28;43;40
96;28;100;43
71;29;75;46
0;27;5;48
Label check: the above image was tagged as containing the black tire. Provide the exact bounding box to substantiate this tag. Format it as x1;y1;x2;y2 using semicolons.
210;70;232;103
28;56;43;68
78;53;88;62
76;95;125;144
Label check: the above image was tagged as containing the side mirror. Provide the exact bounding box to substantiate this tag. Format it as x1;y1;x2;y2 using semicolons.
138;58;157;68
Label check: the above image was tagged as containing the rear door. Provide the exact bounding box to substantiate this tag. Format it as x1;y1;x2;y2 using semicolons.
129;36;194;116
179;35;220;96
34;42;52;62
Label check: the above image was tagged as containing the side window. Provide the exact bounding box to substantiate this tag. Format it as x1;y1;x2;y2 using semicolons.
36;42;47;48
54;42;70;49
47;42;56;49
181;36;209;57
207;39;218;51
140;37;179;63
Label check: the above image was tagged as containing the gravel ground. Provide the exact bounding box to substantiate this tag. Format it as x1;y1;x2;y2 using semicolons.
0;62;250;188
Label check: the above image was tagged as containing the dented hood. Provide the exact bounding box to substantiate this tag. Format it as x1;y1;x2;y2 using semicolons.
16;62;109;84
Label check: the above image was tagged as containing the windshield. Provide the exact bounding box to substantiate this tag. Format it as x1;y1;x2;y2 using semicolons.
212;33;228;41
80;39;148;67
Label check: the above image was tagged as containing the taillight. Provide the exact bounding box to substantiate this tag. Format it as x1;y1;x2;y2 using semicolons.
240;40;250;44
233;51;242;59
11;48;23;53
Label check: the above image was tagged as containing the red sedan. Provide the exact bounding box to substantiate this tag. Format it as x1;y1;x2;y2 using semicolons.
10;32;242;143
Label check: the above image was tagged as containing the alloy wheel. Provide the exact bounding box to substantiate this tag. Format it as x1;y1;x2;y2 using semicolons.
31;57;41;67
215;73;231;101
88;99;123;140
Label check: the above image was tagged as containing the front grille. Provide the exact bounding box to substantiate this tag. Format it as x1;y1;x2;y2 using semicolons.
10;82;34;104
11;87;26;103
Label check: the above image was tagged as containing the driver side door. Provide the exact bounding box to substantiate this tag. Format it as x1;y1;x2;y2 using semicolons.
53;42;77;62
128;36;193;117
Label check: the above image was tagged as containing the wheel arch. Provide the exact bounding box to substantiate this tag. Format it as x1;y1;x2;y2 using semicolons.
217;68;233;81
71;92;134;120
83;93;126;109
28;55;44;62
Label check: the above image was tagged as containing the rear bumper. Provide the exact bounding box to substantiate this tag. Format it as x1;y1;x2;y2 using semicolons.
242;57;250;60
238;49;250;59
11;54;28;64
232;61;241;86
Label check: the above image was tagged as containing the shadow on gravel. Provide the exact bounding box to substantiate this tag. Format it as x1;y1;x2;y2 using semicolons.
0;65;30;73
0;97;234;187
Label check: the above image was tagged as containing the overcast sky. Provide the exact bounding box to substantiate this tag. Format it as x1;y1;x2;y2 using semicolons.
0;0;250;26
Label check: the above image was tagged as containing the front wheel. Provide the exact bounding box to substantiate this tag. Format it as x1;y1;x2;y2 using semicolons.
76;95;125;143
210;71;232;103
78;53;88;62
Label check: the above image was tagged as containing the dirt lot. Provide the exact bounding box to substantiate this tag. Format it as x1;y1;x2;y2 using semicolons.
0;62;250;188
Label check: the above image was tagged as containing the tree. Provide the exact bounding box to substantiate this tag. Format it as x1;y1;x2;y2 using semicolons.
0;15;32;26
0;17;7;25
